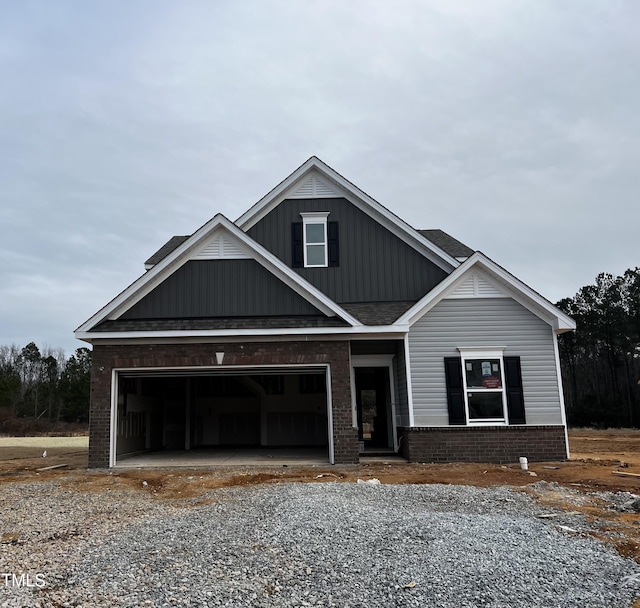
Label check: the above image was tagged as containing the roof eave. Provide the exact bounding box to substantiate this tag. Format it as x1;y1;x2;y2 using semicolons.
74;323;411;342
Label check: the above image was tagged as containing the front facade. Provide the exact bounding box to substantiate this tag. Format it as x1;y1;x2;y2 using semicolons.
76;158;575;467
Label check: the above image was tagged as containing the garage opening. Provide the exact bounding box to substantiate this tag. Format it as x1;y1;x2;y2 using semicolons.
113;368;331;466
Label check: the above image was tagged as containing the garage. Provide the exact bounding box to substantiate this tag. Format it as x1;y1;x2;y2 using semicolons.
112;367;331;466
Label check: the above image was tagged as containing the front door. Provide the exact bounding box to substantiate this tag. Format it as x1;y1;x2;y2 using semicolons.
354;367;393;450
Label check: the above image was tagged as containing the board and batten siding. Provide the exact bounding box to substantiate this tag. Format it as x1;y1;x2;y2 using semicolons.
121;259;322;319
247;198;448;303
408;298;563;426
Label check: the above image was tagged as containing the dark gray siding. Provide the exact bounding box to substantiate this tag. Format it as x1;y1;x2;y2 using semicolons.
121;260;323;319
247;198;448;303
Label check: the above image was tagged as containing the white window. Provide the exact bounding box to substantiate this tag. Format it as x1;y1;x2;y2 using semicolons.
301;212;329;268
458;348;508;425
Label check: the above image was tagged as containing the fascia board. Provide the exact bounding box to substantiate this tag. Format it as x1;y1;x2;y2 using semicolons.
236;157;459;272
397;252;576;332
74;324;411;342
76;213;361;332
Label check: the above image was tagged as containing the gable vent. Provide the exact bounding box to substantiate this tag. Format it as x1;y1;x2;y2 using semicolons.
446;272;507;299
290;171;341;198
192;233;251;260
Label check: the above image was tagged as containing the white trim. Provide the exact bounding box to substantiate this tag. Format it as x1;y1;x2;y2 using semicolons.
458;347;507;358
551;327;571;459
397;252;576;333
404;334;415;427
458;347;508;426
325;365;335;465
109;368;118;468
109;363;335;467
301;212;329;268
75;214;362;335
236;157;459;272
350;354;398;452
76;325;410;343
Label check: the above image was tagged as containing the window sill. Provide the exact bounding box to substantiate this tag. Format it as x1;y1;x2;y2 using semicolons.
467;420;507;426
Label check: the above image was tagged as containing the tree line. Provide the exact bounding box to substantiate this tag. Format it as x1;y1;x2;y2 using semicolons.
0;342;91;425
557;267;640;428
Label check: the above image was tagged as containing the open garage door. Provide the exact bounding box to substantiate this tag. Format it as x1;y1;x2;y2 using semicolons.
112;367;331;465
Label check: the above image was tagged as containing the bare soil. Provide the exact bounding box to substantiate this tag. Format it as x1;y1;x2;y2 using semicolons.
1;429;639;576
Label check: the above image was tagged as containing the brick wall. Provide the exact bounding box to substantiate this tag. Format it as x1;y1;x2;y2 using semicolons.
398;425;567;463
89;341;358;468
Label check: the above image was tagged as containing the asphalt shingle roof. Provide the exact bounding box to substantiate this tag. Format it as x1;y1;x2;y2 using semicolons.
417;229;474;258
92;316;350;332
340;301;416;325
144;236;190;267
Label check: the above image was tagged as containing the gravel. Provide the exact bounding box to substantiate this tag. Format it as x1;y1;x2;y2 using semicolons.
1;480;639;607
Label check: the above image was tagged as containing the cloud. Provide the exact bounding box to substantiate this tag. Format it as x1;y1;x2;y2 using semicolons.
1;0;639;352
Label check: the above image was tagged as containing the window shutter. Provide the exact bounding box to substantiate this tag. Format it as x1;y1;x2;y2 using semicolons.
504;356;526;424
327;221;339;267
291;222;303;268
444;357;466;425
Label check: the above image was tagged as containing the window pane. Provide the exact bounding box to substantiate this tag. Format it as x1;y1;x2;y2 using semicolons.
465;359;502;389
468;392;504;419
306;223;325;244
306;244;326;265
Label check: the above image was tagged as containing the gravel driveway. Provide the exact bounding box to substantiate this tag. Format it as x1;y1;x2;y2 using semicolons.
1;479;639;607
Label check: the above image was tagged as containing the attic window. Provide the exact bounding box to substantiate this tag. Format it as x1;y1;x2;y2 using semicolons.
301;212;329;268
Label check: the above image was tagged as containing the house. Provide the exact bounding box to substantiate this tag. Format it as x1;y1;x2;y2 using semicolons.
75;157;576;468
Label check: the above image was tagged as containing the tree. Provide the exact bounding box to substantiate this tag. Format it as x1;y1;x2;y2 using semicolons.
18;342;43;418
558;268;640;427
58;348;92;422
0;345;21;414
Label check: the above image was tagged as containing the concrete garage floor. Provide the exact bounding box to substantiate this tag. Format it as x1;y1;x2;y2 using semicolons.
116;447;406;468
117;447;330;467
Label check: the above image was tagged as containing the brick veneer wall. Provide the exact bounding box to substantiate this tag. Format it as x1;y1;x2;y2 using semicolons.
398;425;567;463
89;341;358;468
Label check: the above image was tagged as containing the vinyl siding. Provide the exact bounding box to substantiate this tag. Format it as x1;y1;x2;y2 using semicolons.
408;298;563;426
121;259;322;319
247;198;448;303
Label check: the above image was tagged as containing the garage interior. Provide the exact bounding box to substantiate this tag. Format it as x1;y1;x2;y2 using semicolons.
114;368;330;465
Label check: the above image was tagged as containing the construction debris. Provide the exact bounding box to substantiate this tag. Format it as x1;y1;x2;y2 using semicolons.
36;463;68;472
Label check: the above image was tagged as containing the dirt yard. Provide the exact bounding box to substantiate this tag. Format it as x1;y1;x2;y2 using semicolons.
1;429;639;571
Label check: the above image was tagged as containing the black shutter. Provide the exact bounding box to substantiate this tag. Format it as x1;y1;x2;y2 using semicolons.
327;221;339;267
444;357;466;425
504;356;526;424
291;222;303;268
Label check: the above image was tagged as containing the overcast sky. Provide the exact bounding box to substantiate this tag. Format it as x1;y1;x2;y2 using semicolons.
1;1;638;355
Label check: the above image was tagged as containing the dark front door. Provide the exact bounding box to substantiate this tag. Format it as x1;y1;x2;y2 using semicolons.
354;367;391;450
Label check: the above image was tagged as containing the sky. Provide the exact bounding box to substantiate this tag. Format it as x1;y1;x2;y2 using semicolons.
1;0;639;355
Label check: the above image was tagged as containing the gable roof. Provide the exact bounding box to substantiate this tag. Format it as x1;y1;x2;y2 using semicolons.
144;235;189;269
236;156;460;272
396;251;576;333
417;229;474;260
75;214;362;337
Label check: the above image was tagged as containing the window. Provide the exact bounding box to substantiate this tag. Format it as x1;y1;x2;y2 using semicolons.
462;353;506;423
444;351;526;426
291;215;339;268
301;212;329;267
